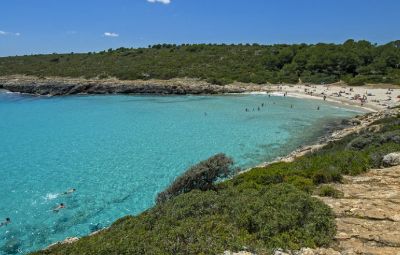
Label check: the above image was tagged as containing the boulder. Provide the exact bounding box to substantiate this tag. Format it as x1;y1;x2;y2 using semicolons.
382;152;400;167
350;118;361;125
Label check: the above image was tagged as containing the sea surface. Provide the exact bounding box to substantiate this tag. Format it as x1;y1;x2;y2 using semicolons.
0;92;364;254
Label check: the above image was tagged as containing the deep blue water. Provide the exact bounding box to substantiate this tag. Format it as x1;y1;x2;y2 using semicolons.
0;92;363;254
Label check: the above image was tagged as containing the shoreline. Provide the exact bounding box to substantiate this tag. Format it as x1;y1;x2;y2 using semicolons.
1;75;398;110
286;92;379;112
273;84;400;111
258;108;397;168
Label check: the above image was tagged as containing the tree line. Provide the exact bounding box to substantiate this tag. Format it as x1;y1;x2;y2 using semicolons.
1;40;399;85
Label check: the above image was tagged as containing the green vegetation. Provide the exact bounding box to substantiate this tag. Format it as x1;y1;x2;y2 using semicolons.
315;185;343;198
2;40;400;85
33;114;400;255
156;153;236;204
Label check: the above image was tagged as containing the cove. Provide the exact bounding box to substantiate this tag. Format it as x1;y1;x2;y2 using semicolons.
0;92;363;254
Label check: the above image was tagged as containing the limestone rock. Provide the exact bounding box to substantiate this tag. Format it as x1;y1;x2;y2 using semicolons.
0;75;268;96
45;237;79;250
316;165;400;255
382;152;400;167
349;118;361;125
224;251;255;255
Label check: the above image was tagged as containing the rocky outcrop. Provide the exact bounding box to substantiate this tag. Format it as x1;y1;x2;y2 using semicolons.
271;165;400;255
382;152;400;167
224;251;255;255
45;237;79;250
0;75;268;96
316;166;400;255
273;248;341;255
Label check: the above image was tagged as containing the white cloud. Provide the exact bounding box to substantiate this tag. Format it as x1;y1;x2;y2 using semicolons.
104;32;119;37
147;0;171;4
0;30;20;36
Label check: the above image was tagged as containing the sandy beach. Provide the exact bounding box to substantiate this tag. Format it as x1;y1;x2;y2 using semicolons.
267;84;400;112
1;76;399;111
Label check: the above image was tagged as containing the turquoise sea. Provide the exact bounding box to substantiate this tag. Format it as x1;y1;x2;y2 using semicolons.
0;92;363;254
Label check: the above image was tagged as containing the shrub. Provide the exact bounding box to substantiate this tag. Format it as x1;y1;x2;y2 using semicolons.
35;184;335;255
156;153;235;204
316;185;343;198
285;176;314;193
348;135;374;150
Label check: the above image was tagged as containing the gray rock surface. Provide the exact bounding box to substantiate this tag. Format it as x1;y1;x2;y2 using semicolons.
382;152;400;167
0;76;268;96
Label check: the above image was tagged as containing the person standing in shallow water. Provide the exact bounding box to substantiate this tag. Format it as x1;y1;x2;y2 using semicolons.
0;218;10;227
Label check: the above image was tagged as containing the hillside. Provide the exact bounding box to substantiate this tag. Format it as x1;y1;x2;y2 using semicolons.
1;40;400;86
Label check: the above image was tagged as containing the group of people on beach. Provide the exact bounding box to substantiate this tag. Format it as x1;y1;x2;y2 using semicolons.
1;188;76;228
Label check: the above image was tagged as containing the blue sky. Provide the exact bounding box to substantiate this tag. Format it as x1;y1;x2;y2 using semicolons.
1;0;399;56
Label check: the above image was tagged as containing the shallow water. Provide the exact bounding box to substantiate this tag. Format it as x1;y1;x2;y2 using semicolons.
0;92;363;254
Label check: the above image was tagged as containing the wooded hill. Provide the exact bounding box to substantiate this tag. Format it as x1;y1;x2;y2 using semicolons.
1;40;399;85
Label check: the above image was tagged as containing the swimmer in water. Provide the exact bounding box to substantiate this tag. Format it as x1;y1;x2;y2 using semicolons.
0;218;10;227
317;106;320;110
53;203;65;212
63;188;76;195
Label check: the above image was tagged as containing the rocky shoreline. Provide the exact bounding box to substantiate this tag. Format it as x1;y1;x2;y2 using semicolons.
234;108;400;255
0;75;267;96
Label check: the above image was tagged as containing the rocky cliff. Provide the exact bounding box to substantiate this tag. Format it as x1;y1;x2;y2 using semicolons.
0;76;267;96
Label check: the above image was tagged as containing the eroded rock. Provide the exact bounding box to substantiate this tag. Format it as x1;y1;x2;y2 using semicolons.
316;165;400;255
382;152;400;167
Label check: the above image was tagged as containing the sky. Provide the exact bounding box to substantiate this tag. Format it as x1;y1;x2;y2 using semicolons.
1;0;399;56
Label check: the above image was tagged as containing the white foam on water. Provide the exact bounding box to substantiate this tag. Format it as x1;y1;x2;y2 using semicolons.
44;193;59;201
270;92;285;96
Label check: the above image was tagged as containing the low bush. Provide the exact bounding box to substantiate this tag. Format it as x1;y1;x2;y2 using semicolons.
316;185;343;198
35;184;335;255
